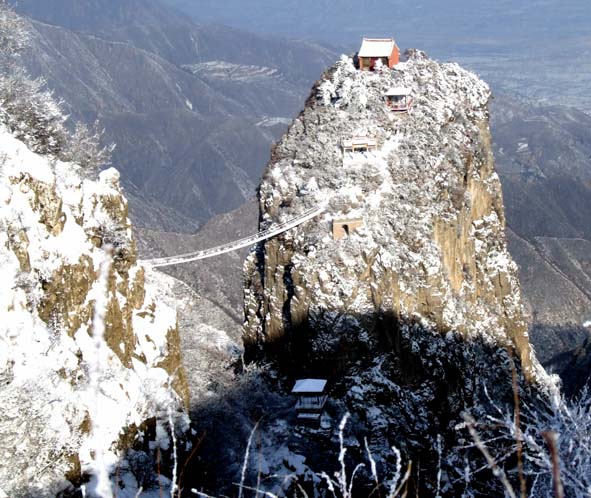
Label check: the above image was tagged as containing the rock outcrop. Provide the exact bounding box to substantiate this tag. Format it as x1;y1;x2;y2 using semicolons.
245;52;541;376
0;124;188;497
242;52;557;494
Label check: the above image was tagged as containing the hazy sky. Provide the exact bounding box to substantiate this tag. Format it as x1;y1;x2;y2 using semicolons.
161;0;591;57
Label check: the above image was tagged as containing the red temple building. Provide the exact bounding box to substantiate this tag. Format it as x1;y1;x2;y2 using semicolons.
358;37;400;70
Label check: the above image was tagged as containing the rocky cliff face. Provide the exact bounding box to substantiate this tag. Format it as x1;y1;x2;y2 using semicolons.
242;52;557;494
0;123;188;497
245;52;542;377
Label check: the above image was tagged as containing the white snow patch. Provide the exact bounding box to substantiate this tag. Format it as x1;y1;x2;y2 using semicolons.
0;123;186;497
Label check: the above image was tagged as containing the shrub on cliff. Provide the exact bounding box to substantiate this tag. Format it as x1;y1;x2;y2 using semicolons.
462;384;591;498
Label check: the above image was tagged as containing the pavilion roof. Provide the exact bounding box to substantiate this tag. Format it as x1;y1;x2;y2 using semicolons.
358;38;397;58
385;87;412;96
292;378;327;394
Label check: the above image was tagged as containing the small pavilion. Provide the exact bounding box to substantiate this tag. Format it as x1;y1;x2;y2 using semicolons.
342;136;377;154
292;378;328;424
358;38;400;71
384;87;413;112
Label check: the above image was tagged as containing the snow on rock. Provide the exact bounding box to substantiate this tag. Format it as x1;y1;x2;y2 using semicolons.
242;51;559;495
244;51;551;383
143;269;241;404
0;124;188;497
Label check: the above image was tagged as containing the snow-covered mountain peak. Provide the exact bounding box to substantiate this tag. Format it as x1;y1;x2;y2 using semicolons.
239;49;560;496
245;49;556;391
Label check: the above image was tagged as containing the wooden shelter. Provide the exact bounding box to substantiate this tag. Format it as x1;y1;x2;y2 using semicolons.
358;38;400;71
384;87;413;112
292;379;328;424
342;136;377;154
332;218;364;240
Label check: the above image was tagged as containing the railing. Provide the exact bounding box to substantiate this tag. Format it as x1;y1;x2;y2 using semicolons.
142;205;325;268
296;395;328;411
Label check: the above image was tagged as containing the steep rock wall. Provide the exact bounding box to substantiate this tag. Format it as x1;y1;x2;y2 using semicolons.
0;124;188;497
240;50;560;495
244;53;537;376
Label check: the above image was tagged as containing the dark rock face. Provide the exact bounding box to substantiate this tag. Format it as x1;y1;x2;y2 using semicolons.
321;323;543;496
561;334;591;397
190;317;552;497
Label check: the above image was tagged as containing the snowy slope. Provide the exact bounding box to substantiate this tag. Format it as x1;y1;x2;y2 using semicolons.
144;269;241;405
0;124;187;497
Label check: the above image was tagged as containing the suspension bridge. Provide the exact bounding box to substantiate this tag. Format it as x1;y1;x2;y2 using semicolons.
142;205;326;268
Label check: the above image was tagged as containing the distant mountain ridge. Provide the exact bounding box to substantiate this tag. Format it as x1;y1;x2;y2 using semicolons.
160;0;591;53
162;0;591;114
14;0;337;231
15;0;339;83
489;96;591;380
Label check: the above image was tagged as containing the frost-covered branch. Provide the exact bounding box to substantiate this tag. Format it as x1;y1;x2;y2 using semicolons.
237;419;261;498
0;0;28;73
317;413;410;498
462;413;518;498
460;386;591;497
62;121;116;173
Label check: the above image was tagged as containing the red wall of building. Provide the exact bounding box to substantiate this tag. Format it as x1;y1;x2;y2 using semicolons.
388;46;400;68
359;45;400;70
